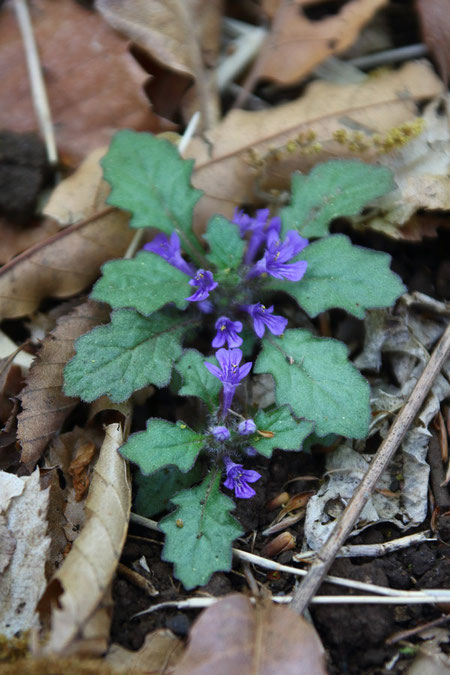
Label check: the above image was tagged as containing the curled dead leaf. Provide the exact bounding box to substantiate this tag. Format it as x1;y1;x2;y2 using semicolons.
39;424;131;655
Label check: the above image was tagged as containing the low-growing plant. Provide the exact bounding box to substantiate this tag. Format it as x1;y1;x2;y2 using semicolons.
64;130;405;589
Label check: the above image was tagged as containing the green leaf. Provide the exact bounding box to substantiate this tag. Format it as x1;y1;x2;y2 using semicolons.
268;234;405;319
135;463;205;518
160;472;243;589
251;406;314;458
254;329;370;438
91;252;191;315
281;160;394;238
64;309;190;402
175;349;221;411
101;130;202;252
203;215;245;271
120;419;205;474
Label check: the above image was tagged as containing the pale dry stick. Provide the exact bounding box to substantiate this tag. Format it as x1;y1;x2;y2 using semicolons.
293;531;436;561
217;19;267;92
130;513;426;599
348;43;427;70
133;590;450;620
14;0;58;165
123;113;201;261
290;323;450;615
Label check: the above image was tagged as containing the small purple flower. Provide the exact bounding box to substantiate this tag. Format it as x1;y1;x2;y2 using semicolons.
212;317;243;349
238;419;256;436
205;348;252;416
223;456;261;498
186;269;218;302
245;446;258;457
211;426;230;441
143;232;194;276
233;208;282;264
248;230;309;282
242;302;288;338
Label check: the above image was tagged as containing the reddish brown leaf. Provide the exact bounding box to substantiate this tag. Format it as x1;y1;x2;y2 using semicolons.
0;0;170;166
174;594;327;675
417;0;450;84
241;0;388;92
69;442;96;502
0;218;60;265
17;301;109;466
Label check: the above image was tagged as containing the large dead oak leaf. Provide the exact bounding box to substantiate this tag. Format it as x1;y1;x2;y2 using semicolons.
0;0;170;165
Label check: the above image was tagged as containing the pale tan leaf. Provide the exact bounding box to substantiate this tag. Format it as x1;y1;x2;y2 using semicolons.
17;301;109;466
188;61;442;229
106;629;184;673
0;469;50;637
0;217;60;265
174;594;327;675
243;0;389;88
40;424;131;655
44;147;108;226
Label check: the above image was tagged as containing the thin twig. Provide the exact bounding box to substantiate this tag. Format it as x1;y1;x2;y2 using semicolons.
290;323;450;615
14;0;58;165
293;531;436;561
133;590;450;619
348;44;428;70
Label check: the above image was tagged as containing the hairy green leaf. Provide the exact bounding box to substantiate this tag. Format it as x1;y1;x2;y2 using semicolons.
101;130;202;252
281;160;394;238
120;419;205;474
251;406;314;458
64;309;190;402
175;349;221;411
91;252;191;314
268;234;405;318
135;463;204;518
160;472;243;589
203;216;245;271
254;330;370;438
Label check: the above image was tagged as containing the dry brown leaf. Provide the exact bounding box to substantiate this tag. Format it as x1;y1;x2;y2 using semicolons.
241;0;388;91
0;218;61;265
0;0;170;165
106;629;184;673
174;593;327;675
0;469;50;637
0;208;132;321
39;423;131;655
417;0;450;84
188;60;442;229
96;0;222;129
17;300;109;466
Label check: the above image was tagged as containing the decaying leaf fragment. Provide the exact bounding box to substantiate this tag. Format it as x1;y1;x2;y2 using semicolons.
17;300;109;467
304;293;450;550
0;469;50;637
174;593;326;674
39;424;131;655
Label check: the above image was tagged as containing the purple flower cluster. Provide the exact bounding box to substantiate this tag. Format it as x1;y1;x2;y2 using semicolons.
144;209;309;500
